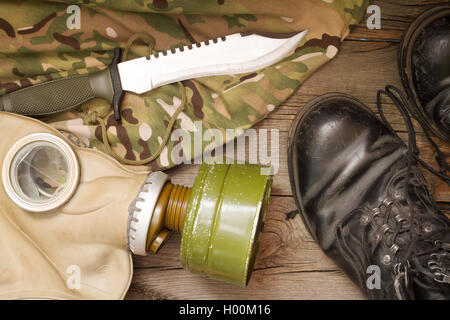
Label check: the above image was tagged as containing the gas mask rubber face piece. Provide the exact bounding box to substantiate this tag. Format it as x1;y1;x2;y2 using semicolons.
0;113;273;299
0;113;148;300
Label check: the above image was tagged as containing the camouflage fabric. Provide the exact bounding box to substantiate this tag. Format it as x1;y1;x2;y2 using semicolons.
0;0;369;171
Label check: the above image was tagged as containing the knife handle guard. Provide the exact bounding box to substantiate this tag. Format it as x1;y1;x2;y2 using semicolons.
0;48;124;121
109;48;124;121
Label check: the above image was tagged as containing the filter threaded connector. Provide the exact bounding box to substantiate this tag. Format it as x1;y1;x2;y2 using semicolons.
146;182;191;253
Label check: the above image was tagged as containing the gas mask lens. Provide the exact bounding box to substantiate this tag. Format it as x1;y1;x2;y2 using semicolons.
2;133;79;212
14;142;69;201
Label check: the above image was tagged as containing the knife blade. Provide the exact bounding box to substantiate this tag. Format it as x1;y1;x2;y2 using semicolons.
0;30;308;121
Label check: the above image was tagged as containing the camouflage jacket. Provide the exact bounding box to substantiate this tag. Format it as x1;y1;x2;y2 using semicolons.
0;0;369;171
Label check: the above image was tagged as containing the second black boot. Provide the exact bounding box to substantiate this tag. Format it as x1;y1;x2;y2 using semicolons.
288;92;450;300
398;5;450;142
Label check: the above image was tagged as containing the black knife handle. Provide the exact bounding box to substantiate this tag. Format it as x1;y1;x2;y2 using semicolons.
0;48;124;121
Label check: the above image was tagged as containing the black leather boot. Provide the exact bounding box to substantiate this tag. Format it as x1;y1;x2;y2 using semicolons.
287;90;450;300
399;5;450;142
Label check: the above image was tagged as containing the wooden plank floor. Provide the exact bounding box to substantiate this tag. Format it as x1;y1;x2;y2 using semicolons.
126;0;450;300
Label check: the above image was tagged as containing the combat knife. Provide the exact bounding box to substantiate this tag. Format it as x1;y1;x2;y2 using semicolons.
0;30;308;121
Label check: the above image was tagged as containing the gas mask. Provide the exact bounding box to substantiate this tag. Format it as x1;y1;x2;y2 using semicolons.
0;113;272;300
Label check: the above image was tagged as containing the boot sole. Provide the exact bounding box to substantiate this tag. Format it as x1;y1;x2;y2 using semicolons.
398;5;450;142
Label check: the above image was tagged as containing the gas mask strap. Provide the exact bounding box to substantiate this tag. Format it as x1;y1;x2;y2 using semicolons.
93;80;187;165
81;33;188;165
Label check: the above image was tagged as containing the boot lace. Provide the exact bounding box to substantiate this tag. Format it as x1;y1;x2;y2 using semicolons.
375;85;450;296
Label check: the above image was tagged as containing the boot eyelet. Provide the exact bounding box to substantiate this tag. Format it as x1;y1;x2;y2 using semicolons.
428;261;440;270
380;224;390;234
390;244;399;255
372;207;381;217
382;254;392;265
394;214;406;223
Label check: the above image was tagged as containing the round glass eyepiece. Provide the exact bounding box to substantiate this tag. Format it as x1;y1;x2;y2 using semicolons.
2;133;79;212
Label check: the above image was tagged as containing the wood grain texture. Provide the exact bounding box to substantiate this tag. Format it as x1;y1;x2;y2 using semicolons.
127;0;450;300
